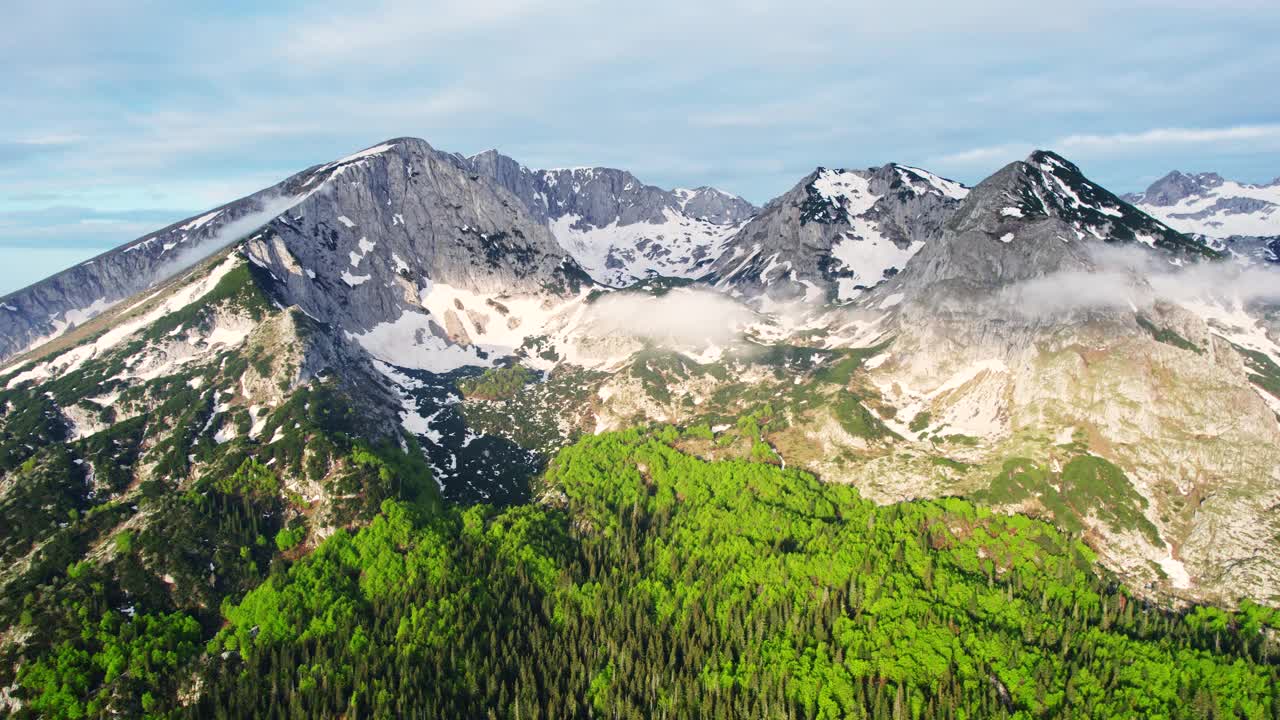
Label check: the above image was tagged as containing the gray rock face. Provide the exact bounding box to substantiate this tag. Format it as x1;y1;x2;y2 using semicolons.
466;149;756;228
675;187;758;225
1125;170;1280;264
0;139;585;365
239;139;582;337
1125;170;1224;207
465;150;757;287
706;163;968;303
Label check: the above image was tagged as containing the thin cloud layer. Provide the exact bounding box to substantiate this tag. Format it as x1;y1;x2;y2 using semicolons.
1001;245;1280;317
152;194;304;282
582;288;757;347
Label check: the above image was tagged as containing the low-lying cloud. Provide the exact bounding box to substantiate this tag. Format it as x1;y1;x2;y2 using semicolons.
583;287;757;346
1001;244;1280;317
152;193;303;281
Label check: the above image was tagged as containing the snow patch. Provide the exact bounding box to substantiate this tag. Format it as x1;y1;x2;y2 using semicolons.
352;311;488;373
830;222;924;300
549;208;744;287
896;166;969;200
332;143;398;166
879;293;905;310
1158;552;1192;589
811;169;879;219
181;209;222;232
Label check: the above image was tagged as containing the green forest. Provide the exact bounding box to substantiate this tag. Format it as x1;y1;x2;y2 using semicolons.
10;427;1280;719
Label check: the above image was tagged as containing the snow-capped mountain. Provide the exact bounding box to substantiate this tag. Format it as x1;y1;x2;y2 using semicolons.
0;139;583;366
4;136;1280;607
862;150;1278;599
1124;170;1280;263
707;163;968;304
466;149;756;286
874;151;1215;300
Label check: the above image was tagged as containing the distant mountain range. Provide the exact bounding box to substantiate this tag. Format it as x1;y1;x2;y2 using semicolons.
1125;170;1280;263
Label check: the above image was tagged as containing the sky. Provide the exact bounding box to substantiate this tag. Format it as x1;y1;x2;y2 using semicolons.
3;0;1279;295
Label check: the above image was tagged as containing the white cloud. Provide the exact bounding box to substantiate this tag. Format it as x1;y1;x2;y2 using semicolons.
1000;244;1280;318
276;0;560;69
932;124;1280;172
1058;124;1280;151
151;193;306;280
582;287;757;347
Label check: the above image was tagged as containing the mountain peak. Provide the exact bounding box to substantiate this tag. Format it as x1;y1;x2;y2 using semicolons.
1025;149;1082;174
708;161;969;303
885;150;1217;299
1126;169;1226;207
1125;169;1280;254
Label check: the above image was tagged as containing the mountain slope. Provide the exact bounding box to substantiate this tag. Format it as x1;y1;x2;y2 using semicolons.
1125;170;1280;263
0;178;309;365
707;163;968;304
851;150;1280;601
467;149;756;286
3;137;1280;717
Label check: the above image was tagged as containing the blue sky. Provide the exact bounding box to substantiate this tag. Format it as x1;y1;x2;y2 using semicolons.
3;0;1279;294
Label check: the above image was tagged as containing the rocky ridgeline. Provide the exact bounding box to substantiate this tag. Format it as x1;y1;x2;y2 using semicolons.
1125;169;1280;263
706;163;967;304
2;138;1280;604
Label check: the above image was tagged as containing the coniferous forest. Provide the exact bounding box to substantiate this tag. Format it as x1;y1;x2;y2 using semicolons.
12;427;1278;719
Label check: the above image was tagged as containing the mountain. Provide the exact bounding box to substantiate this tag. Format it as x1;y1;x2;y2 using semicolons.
2;137;604;503
857;151;1279;600
0;175;311;365
0;139;584;368
877;151;1215;298
1125;170;1280;263
3;137;1280;717
706;163;968;305
466;149;756;286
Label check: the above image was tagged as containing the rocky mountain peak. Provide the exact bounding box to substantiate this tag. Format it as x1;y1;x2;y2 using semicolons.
464;149;757;287
709;162;968;303
463;149;756;228
1123;168;1280;261
947;150;1214;258
1128;169;1226;207
671;186;757;225
872;151;1216;306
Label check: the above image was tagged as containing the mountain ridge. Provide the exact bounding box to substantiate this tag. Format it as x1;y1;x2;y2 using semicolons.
2;136;1278;608
707;161;969;305
1123;168;1280;263
465;148;757;286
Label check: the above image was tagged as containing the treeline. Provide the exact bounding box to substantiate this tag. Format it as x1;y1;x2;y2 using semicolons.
457;365;536;401
172;430;1280;719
